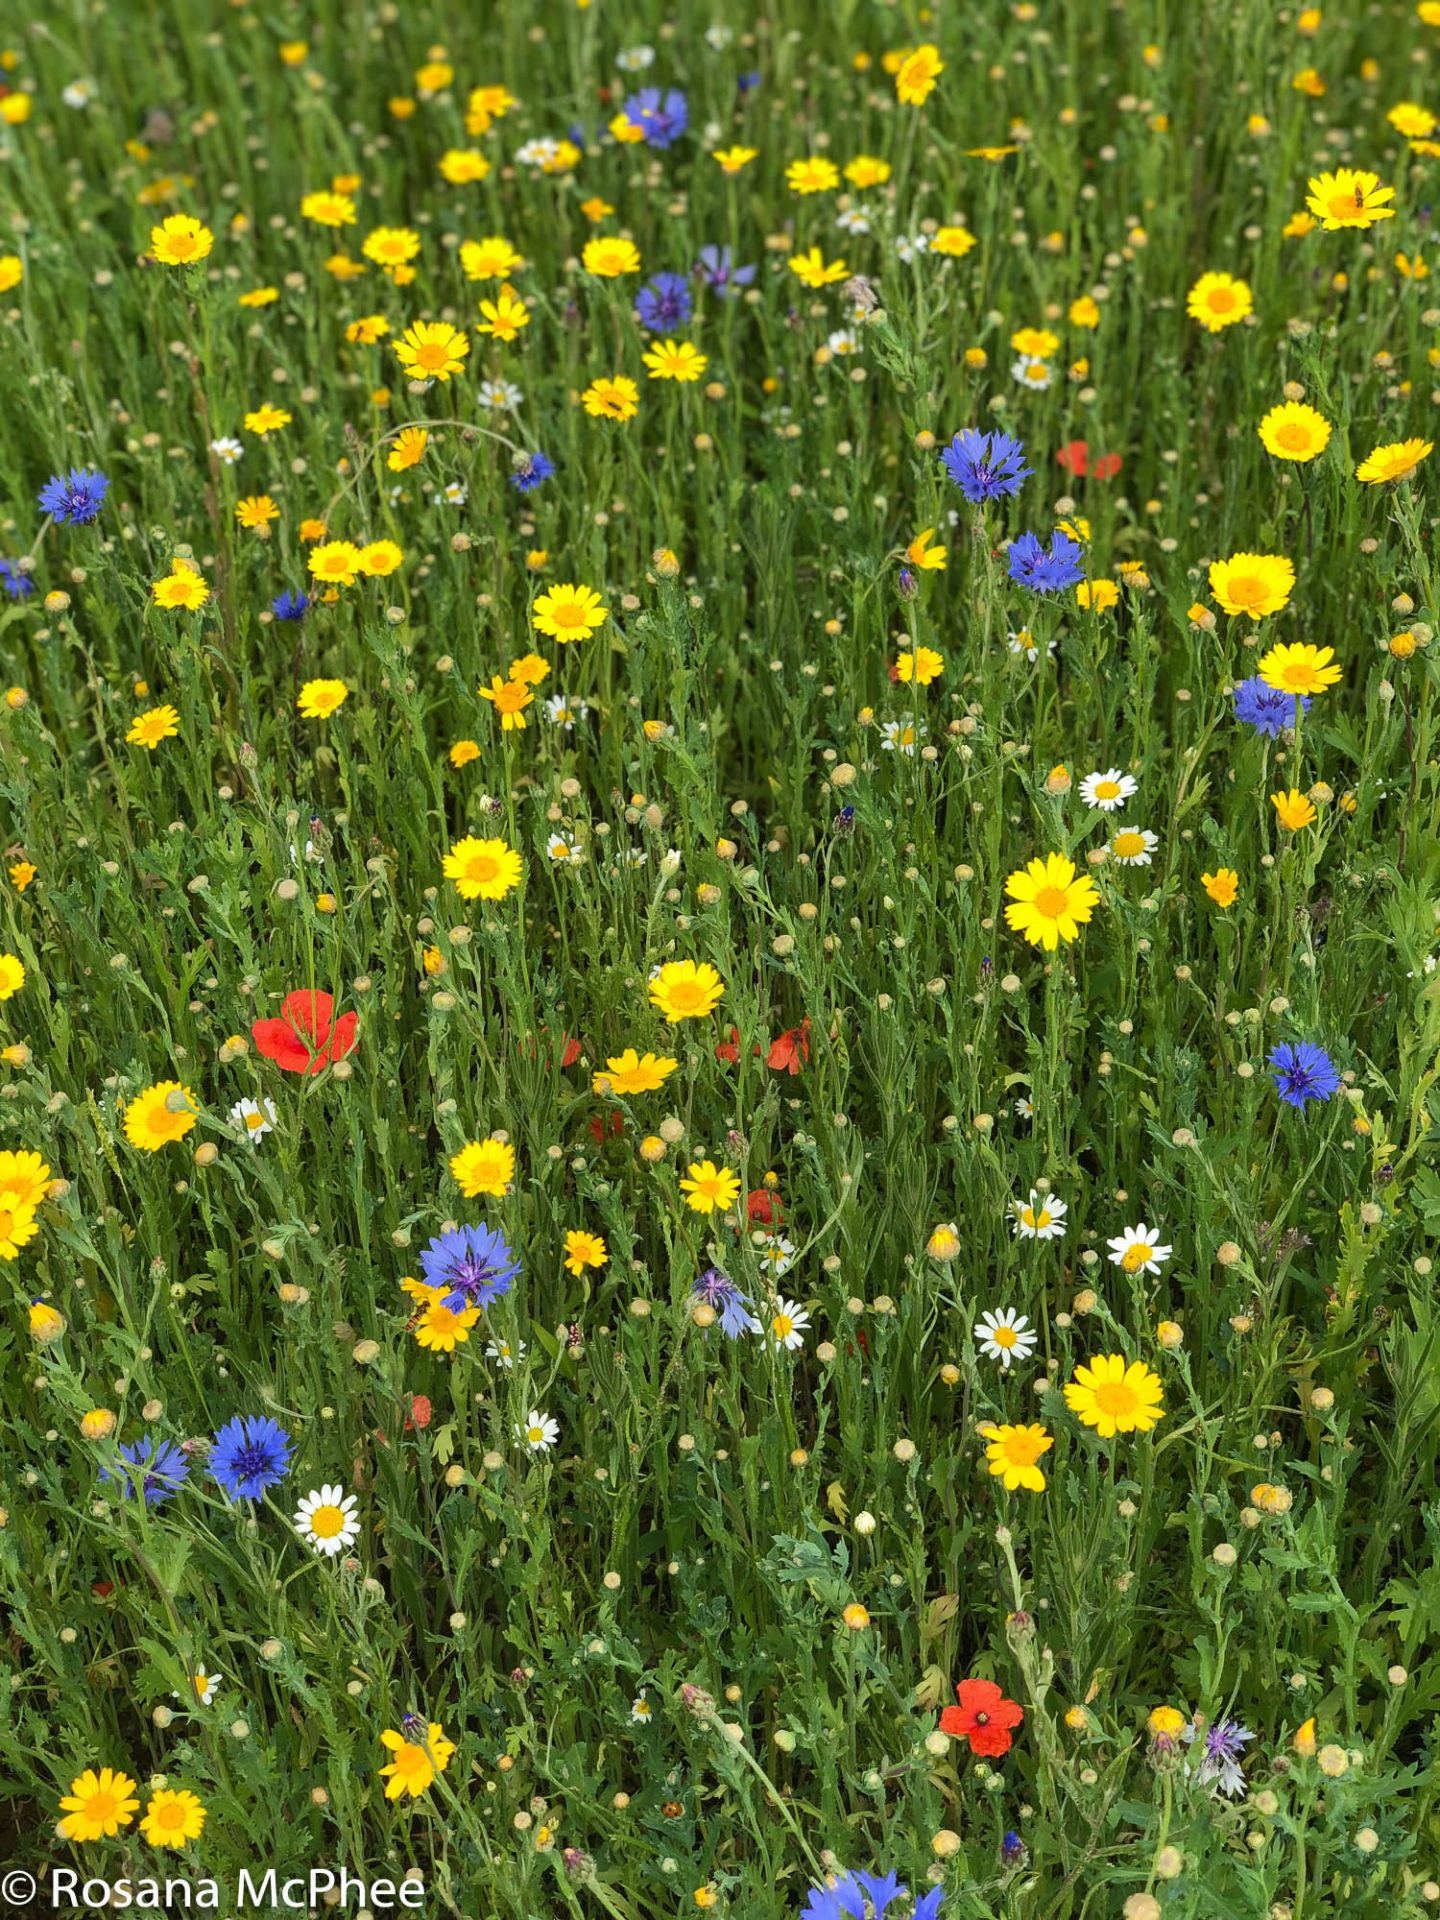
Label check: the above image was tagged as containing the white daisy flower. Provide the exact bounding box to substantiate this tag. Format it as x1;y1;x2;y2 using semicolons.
1008;626;1057;662
756;1232;796;1278
547;832;578;862
974;1307;1039;1369
1107;1223;1172;1275
545;693;589;728
484;1336;527;1370
896;233;931;261
1012;1189;1067;1240
516;137;562;169
209;436;244;465
62;81;95;108
836;207;872;235
229;1095;277;1143
173;1665;220;1707
616;44;656;70
826;328;862;354
880;719;923;755
1080;768;1137;812
1013;1095;1034;1120
442;482;468;505
631;1690;655;1722
1110;826;1158;866
516;1409;559;1452
1011;354;1053;390
621;847;647;867
294;1485;361;1557
478;379;524;410
770;1298;811;1351
705;23;735;48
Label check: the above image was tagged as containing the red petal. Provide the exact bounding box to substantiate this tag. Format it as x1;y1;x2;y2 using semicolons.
251;1017;314;1072
324;1010;358;1061
1091;452;1123;479
282;989;335;1043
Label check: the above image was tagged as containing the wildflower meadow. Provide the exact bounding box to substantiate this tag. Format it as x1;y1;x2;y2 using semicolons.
5;0;1440;1914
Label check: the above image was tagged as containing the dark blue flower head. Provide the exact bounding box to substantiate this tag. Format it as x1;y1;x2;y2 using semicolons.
101;1437;190;1507
1007;529;1085;595
0;559;34;600
896;566;918;601
689;1266;760;1339
695;244;756;296
38;468;110;526
210;1414;293;1500
627;86;688;148
940;428;1033;503
737;70;762;95
271;589;309;622
799;1870;924;1920
510;451;556;494
1001;1832;1026;1866
1269;1041;1341;1109
1233;674;1308;738
419;1222;520;1315
634;271;693;333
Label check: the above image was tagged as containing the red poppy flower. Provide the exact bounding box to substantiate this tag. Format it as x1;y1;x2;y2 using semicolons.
1055;441;1122;480
716;1026;741;1065
939;1678;1024;1757
747;1188;785;1226
405;1393;433;1431
766;1019;811;1075
589;1110;624;1146
251;990;358;1075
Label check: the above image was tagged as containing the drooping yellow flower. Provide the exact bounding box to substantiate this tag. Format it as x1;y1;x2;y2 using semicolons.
1208;552;1295;619
450;1137;515;1197
394;320;470;382
478;675;534;729
444;836;522;900
679;1160;742;1215
123;1082;197;1152
980;1422;1053;1492
896;42;944;104
1271;788;1318;831
1305;167;1396;230
126;704;181;749
387;428;428;471
150;214;213;265
533;582;608;642
1355;438;1433;483
297;679;349;720
1003;854;1099;951
1258;401;1331;462
1258;642;1342;696
1063;1354;1165;1437
906;527;947;571
649;960;725;1022
1186;270;1253;332
1202;869;1239;908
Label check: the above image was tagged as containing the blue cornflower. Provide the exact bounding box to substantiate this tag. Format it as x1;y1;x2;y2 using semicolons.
0;559;34;599
941;428;1032;503
1001;1832;1026;1866
737;70;762;95
1233;674;1308;738
689;1267;761;1339
1187;1716;1255;1796
101;1437;190;1508
627;86;688;148
1007;529;1085;595
799;1870;934;1920
1269;1041;1341;1109
419;1222;520;1315
271;588;309;621
634;271;693;333
695;244;756;297
510;451;556;494
37;467;110;526
210;1414;293;1501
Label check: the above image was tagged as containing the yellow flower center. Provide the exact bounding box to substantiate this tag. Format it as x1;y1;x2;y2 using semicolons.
550;603;586;630
464;853;499;886
1227;574;1265;607
1000;1430;1046;1464
1206;286;1236;312
1275;423;1312;452
244;1111;265;1131
1121;1243;1151;1273
1327;193;1362;220
413;341;452;372
1094;780;1120;799
88;1791;117;1824
992;1325;1018;1348
666;979;704;1011
155;1801;187;1832
1032;884;1070;919
1092;1379;1139;1416
773;1313;794;1340
310;1503;346;1538
1281;664;1312;689
1114;833;1145;857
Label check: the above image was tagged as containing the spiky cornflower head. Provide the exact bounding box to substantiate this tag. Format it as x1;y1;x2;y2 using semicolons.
1269;1041;1341;1108
101;1436;190;1507
1187;1717;1255;1796
210;1414;294;1500
271;588;309;621
1007;529;1085;594
419;1221;520;1314
509;451;555;493
1233;675;1308;737
624;86;688;147
939;427;1032;502
695;244;756;295
634;271;693;332
800;1868;942;1920
0;559;34;599
37;467;109;526
689;1266;762;1338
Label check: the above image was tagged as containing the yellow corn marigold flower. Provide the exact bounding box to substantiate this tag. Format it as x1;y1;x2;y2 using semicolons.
478;675;534;729
1202;869;1239;908
1077;579;1120;612
412;1293;481;1352
1070;295;1100;327
0;1195;37;1259
844;154;891;187
438;149;490;185
127;704;181;749
123;1082;198;1152
362;226;421;269
1208;551;1294;618
509;652;549;686
395;320;469;382
1355;437;1433;483
906;527;947;571
1272;788;1317;831
444;836;522;900
1258;641;1342;696
583;236;641;277
379;1725;455;1799
0;254;22;293
8;861;35;891
533;582;608;641
790;247;850;288
932;225;976;257
29;1296;64;1340
59;1769;141;1841
980;1422;1053;1492
1064;1354;1165;1436
714;145;758;173
841;1603;871;1630
896;646;944;685
460;235;524;280
1011;326;1059;357
564;1229;608;1275
1294;1718;1318;1756
579;196;613;222
152;563;209;611
896;41;944;104
642;339;708;382
140;1789;207;1849
449;739;480;768
150;214;213;265
1;94;32;125
679;1160;742;1214
1148;1706;1186;1739
235;494;279;529
1258;400;1331;462
450;1137;515;1197
786;156;840;194
81;1409;117;1439
0;1152;51;1209
297;679;348;720
309;540;363;585
244;403;292;434
582;374;640;421
1003;853;1099;950
300;190;355;227
358;540;403;577
1293;66;1326;96
477;284;530;341
238;285;278;307
649;959;725;1021
1305;167;1395;230
1389;101;1437;137
1186;270;1253;332
599;1049;678;1095
387;427;428;471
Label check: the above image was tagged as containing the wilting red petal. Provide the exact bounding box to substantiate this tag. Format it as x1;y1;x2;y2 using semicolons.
1056;440;1090;476
716;1026;741;1065
747;1189;785;1226
766;1019;811;1074
561;1034;582;1068
589;1110;624;1145
406;1393;433;1431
